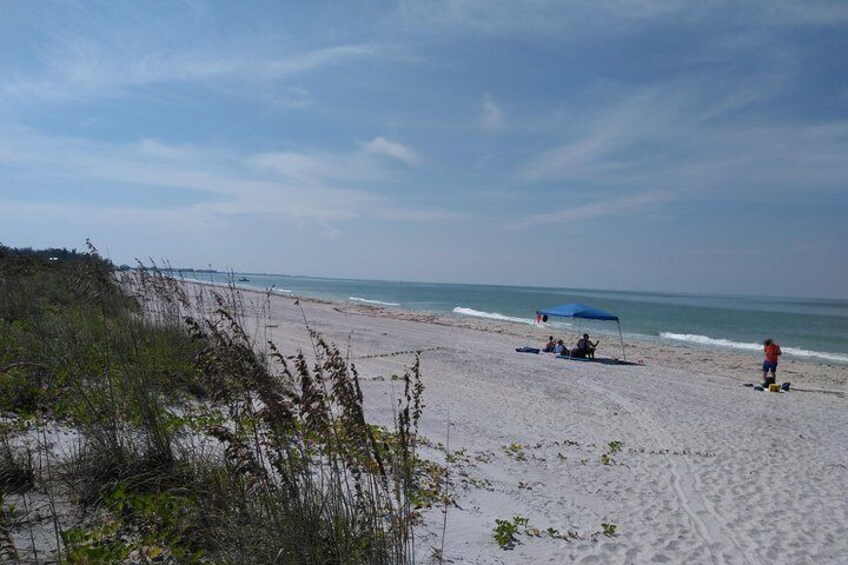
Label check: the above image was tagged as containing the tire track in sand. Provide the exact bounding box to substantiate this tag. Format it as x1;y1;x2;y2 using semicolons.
577;376;758;565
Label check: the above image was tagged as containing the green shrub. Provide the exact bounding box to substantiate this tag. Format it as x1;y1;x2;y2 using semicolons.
2;245;428;563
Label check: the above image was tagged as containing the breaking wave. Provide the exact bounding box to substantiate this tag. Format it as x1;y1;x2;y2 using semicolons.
349;297;400;306
660;332;848;363
452;307;536;325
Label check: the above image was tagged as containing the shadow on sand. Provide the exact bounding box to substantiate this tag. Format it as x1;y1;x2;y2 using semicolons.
556;355;642;366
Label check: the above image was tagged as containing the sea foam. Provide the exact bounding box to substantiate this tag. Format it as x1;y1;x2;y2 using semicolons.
349;297;400;306
660;332;848;363
452;307;536;325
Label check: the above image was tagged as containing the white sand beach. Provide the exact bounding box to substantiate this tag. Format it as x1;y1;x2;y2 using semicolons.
215;284;848;565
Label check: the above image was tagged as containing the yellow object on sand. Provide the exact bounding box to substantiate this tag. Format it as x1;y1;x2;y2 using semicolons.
769;384;781;392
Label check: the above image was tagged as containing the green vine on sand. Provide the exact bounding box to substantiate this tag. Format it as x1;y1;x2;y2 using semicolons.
493;516;619;549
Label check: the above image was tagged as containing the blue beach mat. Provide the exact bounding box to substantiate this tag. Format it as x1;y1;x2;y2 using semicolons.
515;347;541;354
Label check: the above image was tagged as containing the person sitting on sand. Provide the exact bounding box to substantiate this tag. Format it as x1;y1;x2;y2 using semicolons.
575;333;599;359
543;336;556;353
554;339;568;355
762;338;782;387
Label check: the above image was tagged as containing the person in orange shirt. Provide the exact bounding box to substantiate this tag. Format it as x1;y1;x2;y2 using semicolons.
762;338;782;386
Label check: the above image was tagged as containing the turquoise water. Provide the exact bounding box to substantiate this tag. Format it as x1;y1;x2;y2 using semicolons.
182;271;848;365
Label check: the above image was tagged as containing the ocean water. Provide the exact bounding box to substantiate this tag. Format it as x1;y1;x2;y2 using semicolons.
182;271;848;365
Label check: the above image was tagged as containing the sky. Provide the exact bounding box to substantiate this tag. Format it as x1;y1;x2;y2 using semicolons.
1;0;847;299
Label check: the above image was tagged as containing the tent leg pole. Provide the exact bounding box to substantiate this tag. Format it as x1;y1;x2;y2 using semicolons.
569;319;573;358
575;321;580;358
526;320;536;343
618;321;626;362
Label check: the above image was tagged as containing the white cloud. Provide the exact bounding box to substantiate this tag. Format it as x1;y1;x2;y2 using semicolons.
137;138;199;160
481;94;506;131
0;130;466;228
509;190;673;229
250;150;386;183
251;152;320;180
0;199;217;233
394;0;688;36
372;207;467;222
0;41;383;105
362;137;420;165
518;90;652;182
518;72;848;197
394;0;848;36
249;45;380;79
0;130;370;222
521;135;608;180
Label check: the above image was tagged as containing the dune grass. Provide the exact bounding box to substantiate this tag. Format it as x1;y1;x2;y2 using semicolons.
0;243;427;563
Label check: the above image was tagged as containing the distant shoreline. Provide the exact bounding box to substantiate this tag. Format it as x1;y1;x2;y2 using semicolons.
169;276;848;391
170;274;848;369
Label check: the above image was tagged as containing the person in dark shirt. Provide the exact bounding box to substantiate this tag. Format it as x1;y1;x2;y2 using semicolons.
575;333;599;359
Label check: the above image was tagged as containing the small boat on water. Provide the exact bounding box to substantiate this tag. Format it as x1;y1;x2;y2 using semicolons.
238;277;250;282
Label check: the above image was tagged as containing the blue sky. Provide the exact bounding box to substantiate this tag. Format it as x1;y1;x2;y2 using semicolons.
1;1;847;298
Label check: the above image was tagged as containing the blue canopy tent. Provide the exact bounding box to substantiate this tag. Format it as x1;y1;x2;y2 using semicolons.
536;303;626;361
